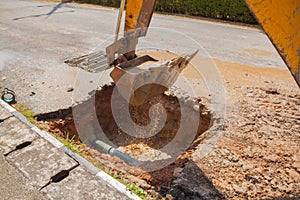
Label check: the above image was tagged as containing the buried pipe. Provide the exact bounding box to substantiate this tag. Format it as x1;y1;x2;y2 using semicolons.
95;140;140;166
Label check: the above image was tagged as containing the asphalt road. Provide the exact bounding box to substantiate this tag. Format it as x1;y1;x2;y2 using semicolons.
0;0;287;113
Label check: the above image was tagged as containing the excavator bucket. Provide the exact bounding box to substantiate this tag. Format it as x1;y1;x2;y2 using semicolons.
65;0;196;105
110;51;198;105
65;0;157;73
245;0;300;87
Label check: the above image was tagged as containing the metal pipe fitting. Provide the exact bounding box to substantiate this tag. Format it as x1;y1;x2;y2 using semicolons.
95;140;140;166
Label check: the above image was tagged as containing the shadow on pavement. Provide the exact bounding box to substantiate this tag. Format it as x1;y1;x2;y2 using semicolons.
13;3;74;21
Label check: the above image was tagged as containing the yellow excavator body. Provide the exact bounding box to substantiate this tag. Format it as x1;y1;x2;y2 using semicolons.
67;0;300;88
114;0;300;87
124;0;144;32
245;0;300;86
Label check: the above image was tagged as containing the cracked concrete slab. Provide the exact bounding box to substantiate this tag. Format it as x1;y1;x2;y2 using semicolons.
0;105;12;120
5;137;78;188
41;166;129;200
0;154;47;200
0;117;38;154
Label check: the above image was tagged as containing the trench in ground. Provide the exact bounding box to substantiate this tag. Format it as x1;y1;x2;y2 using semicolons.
36;84;212;197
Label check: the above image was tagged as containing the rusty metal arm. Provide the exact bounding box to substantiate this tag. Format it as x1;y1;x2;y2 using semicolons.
106;0;157;64
114;0;126;42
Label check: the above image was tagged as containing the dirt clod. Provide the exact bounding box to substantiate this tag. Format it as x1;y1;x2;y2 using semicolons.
67;87;74;92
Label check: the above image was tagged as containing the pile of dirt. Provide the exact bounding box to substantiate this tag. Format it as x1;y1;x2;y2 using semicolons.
184;86;300;199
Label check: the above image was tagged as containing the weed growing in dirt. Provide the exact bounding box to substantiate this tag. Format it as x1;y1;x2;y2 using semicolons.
126;184;147;199
12;104;37;124
58;133;81;152
53;133;108;171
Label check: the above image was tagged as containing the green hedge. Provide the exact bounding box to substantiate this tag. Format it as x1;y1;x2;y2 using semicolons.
74;0;257;24
75;0;120;7
156;0;257;23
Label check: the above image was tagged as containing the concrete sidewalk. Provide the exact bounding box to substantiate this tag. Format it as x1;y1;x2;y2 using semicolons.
0;101;139;200
0;154;46;200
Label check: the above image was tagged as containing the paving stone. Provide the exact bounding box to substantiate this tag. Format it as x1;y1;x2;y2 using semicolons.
0;105;12;120
41;166;130;200
0;154;47;200
6;138;78;188
0;117;38;154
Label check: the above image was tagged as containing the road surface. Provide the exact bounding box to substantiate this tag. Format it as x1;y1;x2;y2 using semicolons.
0;0;288;114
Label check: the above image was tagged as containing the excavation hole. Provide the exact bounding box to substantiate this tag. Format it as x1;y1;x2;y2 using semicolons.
37;84;212;196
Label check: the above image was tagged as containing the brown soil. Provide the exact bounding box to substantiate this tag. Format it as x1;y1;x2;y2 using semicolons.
183;60;300;199
39;56;300;199
39;84;212;199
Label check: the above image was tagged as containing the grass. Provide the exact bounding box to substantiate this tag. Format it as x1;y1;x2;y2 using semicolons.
12;104;37;124
9;103;110;175
57;133;81;152
54;133;106;169
126;183;147;199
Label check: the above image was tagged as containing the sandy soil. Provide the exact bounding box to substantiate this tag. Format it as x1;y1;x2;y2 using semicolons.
181;59;300;199
40;56;299;199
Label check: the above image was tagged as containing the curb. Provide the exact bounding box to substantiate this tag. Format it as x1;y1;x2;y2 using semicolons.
0;99;141;200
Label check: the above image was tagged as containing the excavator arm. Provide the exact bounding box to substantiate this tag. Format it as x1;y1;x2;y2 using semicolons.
109;0;300;87
106;0;156;64
66;0;300;88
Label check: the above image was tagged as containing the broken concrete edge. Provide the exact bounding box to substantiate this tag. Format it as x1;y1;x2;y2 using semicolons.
0;99;141;200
